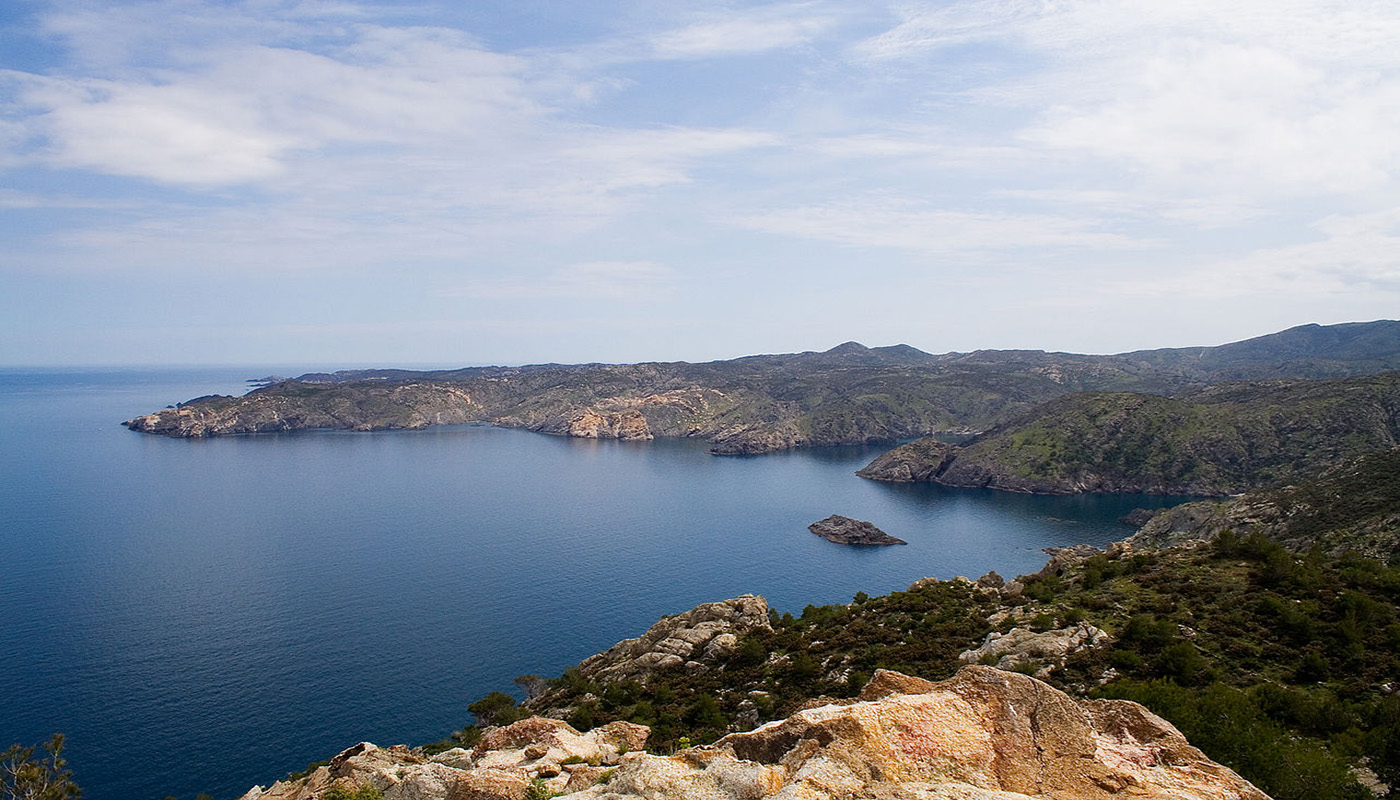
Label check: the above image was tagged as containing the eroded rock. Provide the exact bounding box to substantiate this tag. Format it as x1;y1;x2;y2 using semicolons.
241;668;1267;800
568;595;772;684
958;623;1112;677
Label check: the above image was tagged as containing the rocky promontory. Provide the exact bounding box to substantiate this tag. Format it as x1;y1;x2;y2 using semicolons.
239;667;1266;800
807;515;907;546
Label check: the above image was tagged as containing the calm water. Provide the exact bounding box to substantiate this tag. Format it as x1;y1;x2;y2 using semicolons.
0;369;1191;800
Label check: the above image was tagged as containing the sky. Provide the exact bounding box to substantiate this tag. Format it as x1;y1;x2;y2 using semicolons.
2;0;1399;367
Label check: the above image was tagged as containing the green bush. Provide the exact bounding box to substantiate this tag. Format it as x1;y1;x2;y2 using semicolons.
323;785;384;800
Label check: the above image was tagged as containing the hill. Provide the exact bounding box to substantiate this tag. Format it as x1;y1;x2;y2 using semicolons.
125;320;1400;456
859;372;1400;495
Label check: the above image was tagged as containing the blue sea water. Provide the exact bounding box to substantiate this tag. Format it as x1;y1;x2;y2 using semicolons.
0;368;1192;800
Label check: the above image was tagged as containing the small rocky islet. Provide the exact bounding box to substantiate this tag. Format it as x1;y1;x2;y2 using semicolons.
806;514;906;546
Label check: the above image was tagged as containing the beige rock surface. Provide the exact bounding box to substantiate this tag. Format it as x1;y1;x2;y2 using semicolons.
241;667;1267;800
569;595;772;684
957;623;1112;677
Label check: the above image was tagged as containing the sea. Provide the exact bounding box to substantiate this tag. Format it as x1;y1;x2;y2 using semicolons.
0;368;1193;800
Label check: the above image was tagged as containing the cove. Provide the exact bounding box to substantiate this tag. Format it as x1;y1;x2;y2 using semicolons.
0;369;1193;800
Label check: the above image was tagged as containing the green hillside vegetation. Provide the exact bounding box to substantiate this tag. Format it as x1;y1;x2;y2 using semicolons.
1132;448;1400;560
436;539;1400;800
863;372;1400;495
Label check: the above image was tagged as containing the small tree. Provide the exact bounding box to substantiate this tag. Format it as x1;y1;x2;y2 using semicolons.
468;691;528;728
2;734;80;800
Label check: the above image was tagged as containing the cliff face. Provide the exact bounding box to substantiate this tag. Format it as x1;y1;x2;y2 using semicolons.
239;667;1267;800
858;374;1400;495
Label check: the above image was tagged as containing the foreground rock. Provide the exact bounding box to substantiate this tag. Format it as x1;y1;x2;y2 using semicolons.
808;515;907;546
241;667;1268;800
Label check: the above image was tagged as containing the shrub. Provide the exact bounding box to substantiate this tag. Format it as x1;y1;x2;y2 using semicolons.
469;691;528;728
323;785;384;800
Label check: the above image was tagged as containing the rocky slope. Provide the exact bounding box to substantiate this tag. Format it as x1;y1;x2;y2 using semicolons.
1127;447;1400;560
125;321;1400;455
514;529;1400;799
240;667;1266;800
859;372;1400;495
570;595;773;684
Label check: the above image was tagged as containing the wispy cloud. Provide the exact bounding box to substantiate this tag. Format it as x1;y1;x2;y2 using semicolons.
648;4;837;59
851;0;1400;198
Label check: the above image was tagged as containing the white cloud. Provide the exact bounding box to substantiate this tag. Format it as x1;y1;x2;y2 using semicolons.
853;1;1400;198
649;5;836;59
1110;207;1400;299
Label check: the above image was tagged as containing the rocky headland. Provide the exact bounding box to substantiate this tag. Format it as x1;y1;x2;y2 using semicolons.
125;321;1400;458
1125;447;1400;560
807;515;907;546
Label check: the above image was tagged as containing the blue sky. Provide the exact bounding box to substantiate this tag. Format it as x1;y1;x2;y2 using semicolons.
2;0;1399;366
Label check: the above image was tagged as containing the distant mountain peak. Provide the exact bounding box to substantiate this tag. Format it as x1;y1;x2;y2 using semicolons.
825;341;870;354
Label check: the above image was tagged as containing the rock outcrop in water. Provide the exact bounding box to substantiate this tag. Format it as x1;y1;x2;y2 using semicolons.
807;515;907;546
238;667;1267;800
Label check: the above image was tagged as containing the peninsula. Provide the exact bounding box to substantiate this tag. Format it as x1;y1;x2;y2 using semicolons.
125;321;1400;461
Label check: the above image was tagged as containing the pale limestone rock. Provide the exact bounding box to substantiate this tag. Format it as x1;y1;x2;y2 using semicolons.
957;623;1111;677
715;666;1267;800
428;747;474;769
907;576;940;592
567;408;653;440
570;595;772;684
239;669;1266;800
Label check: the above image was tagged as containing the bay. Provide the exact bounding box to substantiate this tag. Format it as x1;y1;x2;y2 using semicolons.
0;368;1191;799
